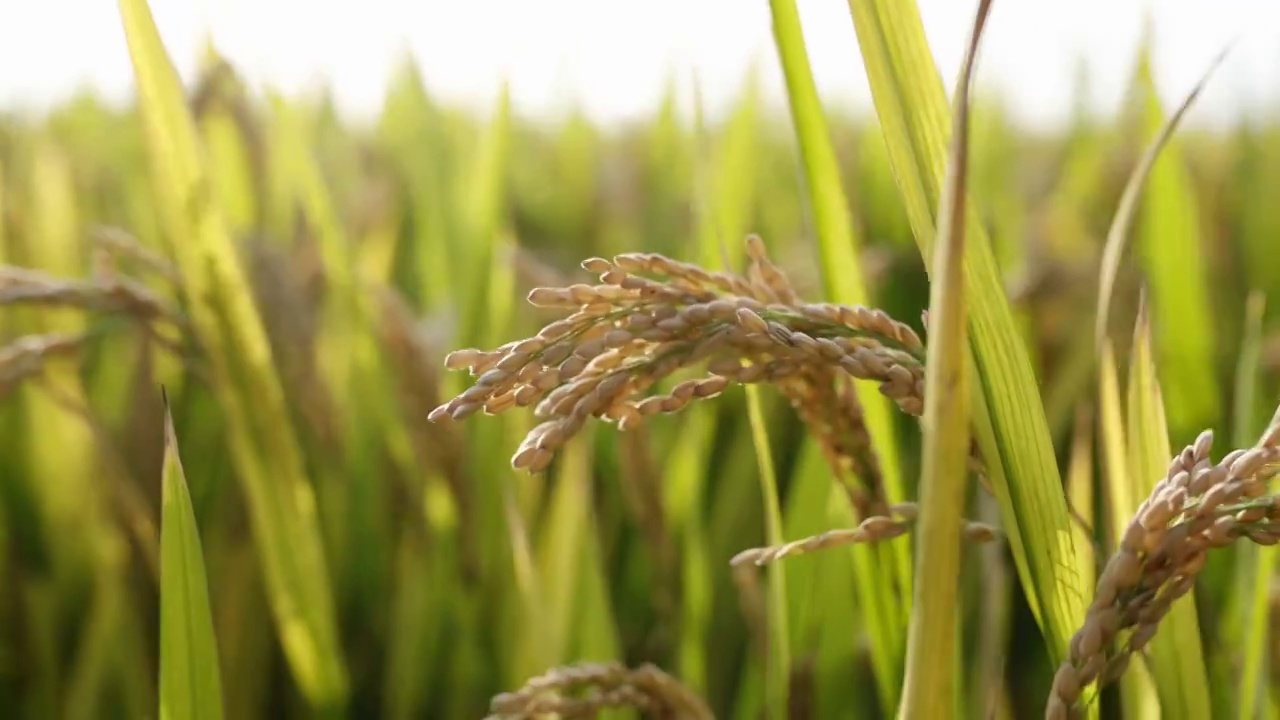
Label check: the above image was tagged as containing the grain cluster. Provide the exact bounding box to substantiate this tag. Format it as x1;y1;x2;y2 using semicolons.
486;661;714;720
430;236;924;518
1046;422;1280;718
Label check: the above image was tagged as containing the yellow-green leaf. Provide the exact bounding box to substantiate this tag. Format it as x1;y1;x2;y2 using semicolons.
899;2;984;715
1067;405;1094;613
1126;305;1211;719
691;74;787;716
767;0;910;707
117;0;348;709
159;392;224;720
1132;42;1221;435
845;0;1084;660
1097;340;1160;718
745;388;790;718
1234;291;1271;718
1095;46;1229;347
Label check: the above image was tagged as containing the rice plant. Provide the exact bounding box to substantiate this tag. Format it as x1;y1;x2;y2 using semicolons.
0;0;1277;718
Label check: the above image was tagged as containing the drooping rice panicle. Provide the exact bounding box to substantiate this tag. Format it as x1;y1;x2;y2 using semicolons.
729;502;1000;568
0;265;185;329
1047;423;1280;719
430;237;926;479
486;661;713;720
0;332;90;397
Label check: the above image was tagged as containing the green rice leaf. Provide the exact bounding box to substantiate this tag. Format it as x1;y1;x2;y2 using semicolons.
1126;304;1211;719
1131;42;1224;435
899;2;984;714
1094;46;1229;348
534;436;597;667
845;0;1084;660
117;0;348;709
767;0;910;708
193;51;259;239
694;72;761;271
1096;340;1159;718
376;59;456;308
1234;291;1271;718
692;72;788;715
781;441;863;715
662;406;717;695
1067;406;1094;610
745;388;790;718
23;136;104;559
159;391;224;720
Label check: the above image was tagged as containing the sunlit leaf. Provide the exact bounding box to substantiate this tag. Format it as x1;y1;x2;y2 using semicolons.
159;391;224;720
117;0;348;708
845;0;1084;661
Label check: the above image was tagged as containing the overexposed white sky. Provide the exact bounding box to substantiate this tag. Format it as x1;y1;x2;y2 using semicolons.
0;0;1277;129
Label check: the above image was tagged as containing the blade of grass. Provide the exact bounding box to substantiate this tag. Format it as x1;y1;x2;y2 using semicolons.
113;598;154;719
1067;405;1095;607
1131;40;1223;436
670;79;721;702
781;441;864;715
159;390;224;720
64;554;129;720
1094;45;1230;347
23;133;129;719
270;95;421;621
969;97;1026;275
1126;302;1211;719
502;469;545;685
695;71;761;271
767;2;911;708
116;0;348;710
768;0;872;307
23;136;107;557
1097;339;1160;718
460;87;512;350
854;119;914;249
534;436;596;667
899;2;984;715
1041;81;1110;262
845;0;1084;661
691;72;787;716
745;390;790;719
1087;47;1228;720
376;59;456;309
662;405;717;695
382;530;433;720
1235;291;1271;718
567;519;622;663
1233;125;1280;304
193;50;260;239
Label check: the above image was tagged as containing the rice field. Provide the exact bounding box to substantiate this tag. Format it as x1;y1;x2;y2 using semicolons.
0;1;1278;718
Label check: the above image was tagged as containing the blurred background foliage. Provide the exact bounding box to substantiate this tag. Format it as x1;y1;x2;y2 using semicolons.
0;19;1277;719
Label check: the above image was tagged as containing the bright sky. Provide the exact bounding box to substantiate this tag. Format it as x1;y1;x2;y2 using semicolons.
1;0;1277;130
